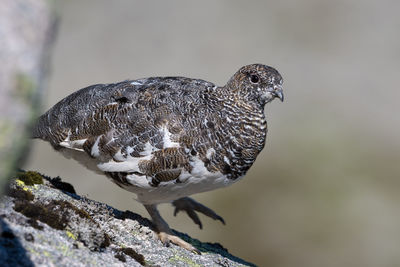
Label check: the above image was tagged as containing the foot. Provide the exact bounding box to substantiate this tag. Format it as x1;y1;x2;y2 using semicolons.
144;204;201;254
172;197;225;229
158;231;201;254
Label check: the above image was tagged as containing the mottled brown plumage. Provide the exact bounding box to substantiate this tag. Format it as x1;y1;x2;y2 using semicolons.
33;64;284;253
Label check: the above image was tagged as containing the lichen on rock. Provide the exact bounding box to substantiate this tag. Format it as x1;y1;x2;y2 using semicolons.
0;171;255;266
16;171;44;186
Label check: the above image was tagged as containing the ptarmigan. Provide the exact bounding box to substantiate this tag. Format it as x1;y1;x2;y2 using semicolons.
32;64;284;253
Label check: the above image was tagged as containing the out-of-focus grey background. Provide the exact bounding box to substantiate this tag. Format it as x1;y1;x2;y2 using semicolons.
26;1;400;266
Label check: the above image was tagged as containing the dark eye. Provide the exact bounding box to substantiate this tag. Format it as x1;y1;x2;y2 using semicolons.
250;74;260;84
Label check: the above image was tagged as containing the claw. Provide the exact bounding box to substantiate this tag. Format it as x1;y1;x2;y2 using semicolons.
173;207;179;217
187;209;203;229
174;205;202;228
172;197;225;228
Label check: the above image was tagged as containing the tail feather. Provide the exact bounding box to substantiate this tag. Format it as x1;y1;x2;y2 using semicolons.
31;113;49;140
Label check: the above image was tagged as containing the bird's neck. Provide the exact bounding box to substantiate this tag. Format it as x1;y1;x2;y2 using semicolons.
210;86;268;154
210;86;267;135
192;87;268;179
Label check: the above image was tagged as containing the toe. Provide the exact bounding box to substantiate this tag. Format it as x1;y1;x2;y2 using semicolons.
186;209;203;229
215;214;225;225
158;232;201;254
172;197;226;227
188;199;226;225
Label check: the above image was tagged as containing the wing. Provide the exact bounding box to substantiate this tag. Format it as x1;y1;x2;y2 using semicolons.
33;77;214;186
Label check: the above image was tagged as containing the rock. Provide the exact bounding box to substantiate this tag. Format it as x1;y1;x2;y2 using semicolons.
0;171;255;266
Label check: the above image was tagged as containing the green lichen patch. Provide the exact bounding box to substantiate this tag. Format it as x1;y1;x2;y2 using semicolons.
66;230;76;240
115;247;146;266
168;253;202;267
17;171;43;185
7;187;34;201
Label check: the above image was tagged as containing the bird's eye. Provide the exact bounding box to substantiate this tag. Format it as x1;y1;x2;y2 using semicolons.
250;74;260;84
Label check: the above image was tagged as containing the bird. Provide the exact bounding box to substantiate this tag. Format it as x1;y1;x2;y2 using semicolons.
32;64;284;253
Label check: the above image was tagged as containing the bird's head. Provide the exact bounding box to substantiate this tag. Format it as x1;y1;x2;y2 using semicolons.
227;64;284;107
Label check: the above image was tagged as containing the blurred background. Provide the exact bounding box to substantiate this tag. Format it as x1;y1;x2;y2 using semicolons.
26;1;400;266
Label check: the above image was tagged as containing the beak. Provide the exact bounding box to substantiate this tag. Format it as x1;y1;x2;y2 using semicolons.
273;87;284;102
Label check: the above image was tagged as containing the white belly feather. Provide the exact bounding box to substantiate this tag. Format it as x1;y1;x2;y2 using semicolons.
56;127;239;205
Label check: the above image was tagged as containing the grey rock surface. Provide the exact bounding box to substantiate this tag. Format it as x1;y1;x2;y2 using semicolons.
0;171;255;266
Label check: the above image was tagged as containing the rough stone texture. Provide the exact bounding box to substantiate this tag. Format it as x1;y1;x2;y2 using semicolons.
0;171;255;267
0;0;56;196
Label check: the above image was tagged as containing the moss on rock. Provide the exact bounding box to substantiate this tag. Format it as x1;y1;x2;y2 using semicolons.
13;200;68;230
17;171;43;185
7;187;34;201
116;247;146;266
